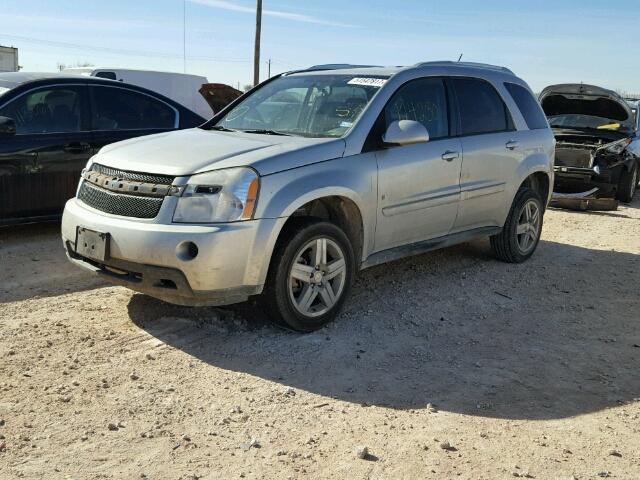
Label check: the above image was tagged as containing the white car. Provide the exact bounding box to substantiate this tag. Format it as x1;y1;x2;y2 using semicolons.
63;67;212;119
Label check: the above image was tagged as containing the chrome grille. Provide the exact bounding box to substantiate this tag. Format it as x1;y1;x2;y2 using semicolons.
92;163;175;185
78;181;164;219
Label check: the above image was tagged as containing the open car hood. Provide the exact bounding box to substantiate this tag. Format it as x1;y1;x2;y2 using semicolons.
539;84;635;132
199;83;243;114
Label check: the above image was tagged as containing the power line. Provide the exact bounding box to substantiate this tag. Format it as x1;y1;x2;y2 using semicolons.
0;34;251;64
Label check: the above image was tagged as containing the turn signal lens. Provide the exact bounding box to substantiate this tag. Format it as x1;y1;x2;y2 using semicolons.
241;177;260;220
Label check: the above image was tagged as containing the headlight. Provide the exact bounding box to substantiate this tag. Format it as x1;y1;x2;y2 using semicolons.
604;137;631;155
173;167;259;223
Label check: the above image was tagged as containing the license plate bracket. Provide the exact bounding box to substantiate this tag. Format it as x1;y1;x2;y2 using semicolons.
75;227;109;262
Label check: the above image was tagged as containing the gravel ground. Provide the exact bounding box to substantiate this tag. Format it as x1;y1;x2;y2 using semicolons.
1;198;639;480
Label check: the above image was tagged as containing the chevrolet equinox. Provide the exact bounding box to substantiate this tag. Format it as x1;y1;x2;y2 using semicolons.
62;62;555;331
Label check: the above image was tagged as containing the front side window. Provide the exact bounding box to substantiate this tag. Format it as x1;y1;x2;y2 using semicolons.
0;87;83;134
215;74;387;138
384;77;449;139
505;82;548;130
452;78;511;136
91;86;175;130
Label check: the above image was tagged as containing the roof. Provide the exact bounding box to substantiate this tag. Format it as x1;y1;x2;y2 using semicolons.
0;71;103;88
285;60;516;79
63;67;208;80
286;65;402;77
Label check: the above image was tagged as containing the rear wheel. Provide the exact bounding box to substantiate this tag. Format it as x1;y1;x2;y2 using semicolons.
616;162;638;203
263;220;355;332
490;187;544;263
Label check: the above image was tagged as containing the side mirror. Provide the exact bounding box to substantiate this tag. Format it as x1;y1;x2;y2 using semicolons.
382;120;429;147
0;116;16;136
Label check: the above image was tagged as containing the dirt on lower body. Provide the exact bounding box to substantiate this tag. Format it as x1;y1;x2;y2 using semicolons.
1;198;639;480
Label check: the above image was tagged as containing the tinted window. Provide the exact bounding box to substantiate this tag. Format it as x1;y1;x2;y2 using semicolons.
91;86;175;130
0;87;83;134
505;82;548;130
385;78;449;139
452;78;511;136
95;71;117;80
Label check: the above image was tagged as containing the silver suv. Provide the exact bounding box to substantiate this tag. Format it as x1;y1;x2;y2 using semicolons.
62;62;555;331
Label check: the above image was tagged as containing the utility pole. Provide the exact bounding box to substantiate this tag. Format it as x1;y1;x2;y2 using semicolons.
267;58;271;78
253;0;262;86
183;0;187;73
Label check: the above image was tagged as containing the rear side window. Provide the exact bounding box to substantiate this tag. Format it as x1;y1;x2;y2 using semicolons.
90;86;175;130
95;71;117;80
504;82;548;130
451;78;511;136
385;77;449;139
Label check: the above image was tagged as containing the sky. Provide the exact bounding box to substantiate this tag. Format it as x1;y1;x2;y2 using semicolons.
1;0;640;93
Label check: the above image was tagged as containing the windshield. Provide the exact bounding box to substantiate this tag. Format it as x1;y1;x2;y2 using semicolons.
548;114;627;131
213;74;387;138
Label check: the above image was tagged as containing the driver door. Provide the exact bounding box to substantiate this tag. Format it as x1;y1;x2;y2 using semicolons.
373;77;462;252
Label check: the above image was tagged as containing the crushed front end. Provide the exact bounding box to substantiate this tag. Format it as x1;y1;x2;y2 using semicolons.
553;134;632;196
540;83;639;206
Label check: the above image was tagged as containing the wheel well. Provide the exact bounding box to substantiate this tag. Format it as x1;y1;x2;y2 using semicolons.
281;196;364;264
521;172;550;205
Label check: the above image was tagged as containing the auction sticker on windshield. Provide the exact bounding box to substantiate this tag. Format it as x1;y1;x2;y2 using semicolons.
347;77;387;88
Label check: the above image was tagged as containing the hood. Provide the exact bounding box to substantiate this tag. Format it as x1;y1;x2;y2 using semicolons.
92;128;346;177
539;84;635;132
199;83;243;113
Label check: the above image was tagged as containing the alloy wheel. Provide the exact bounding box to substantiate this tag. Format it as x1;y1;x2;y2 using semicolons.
288;237;347;317
516;199;541;254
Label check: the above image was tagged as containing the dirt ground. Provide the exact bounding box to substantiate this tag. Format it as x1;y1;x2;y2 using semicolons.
1;198;639;480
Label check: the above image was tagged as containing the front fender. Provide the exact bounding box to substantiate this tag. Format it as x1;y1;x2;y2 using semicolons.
255;154;378;261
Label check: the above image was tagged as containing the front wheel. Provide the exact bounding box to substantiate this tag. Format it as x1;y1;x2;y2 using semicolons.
490;187;544;263
263;220;355;332
616;162;638;203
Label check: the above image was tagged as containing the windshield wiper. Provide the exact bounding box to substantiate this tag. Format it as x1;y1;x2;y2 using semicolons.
241;129;293;136
209;125;236;132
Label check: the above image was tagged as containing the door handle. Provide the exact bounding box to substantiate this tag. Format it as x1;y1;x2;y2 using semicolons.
441;151;459;162
64;142;91;154
505;140;520;150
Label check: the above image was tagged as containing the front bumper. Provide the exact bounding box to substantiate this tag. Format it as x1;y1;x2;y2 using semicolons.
553;164;623;195
62;198;285;306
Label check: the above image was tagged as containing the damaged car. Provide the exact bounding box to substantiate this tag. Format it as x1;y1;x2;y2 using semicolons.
540;84;640;203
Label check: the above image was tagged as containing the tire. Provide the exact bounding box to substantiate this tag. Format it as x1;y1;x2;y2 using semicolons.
263;219;355;332
616;162;638;203
490;187;544;263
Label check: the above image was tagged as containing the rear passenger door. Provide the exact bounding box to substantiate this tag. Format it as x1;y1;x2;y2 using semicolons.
89;85;178;154
374;77;463;252
449;77;520;232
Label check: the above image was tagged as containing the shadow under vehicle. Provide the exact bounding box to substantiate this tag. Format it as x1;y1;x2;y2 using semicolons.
540;84;640;207
0;72;205;226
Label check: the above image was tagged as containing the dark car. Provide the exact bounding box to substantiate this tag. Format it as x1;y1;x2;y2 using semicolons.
0;72;205;225
539;84;640;203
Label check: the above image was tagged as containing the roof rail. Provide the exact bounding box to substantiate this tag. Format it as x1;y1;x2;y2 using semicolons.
413;61;514;75
304;64;381;72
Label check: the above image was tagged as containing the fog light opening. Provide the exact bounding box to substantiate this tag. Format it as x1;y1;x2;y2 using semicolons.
176;241;199;261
